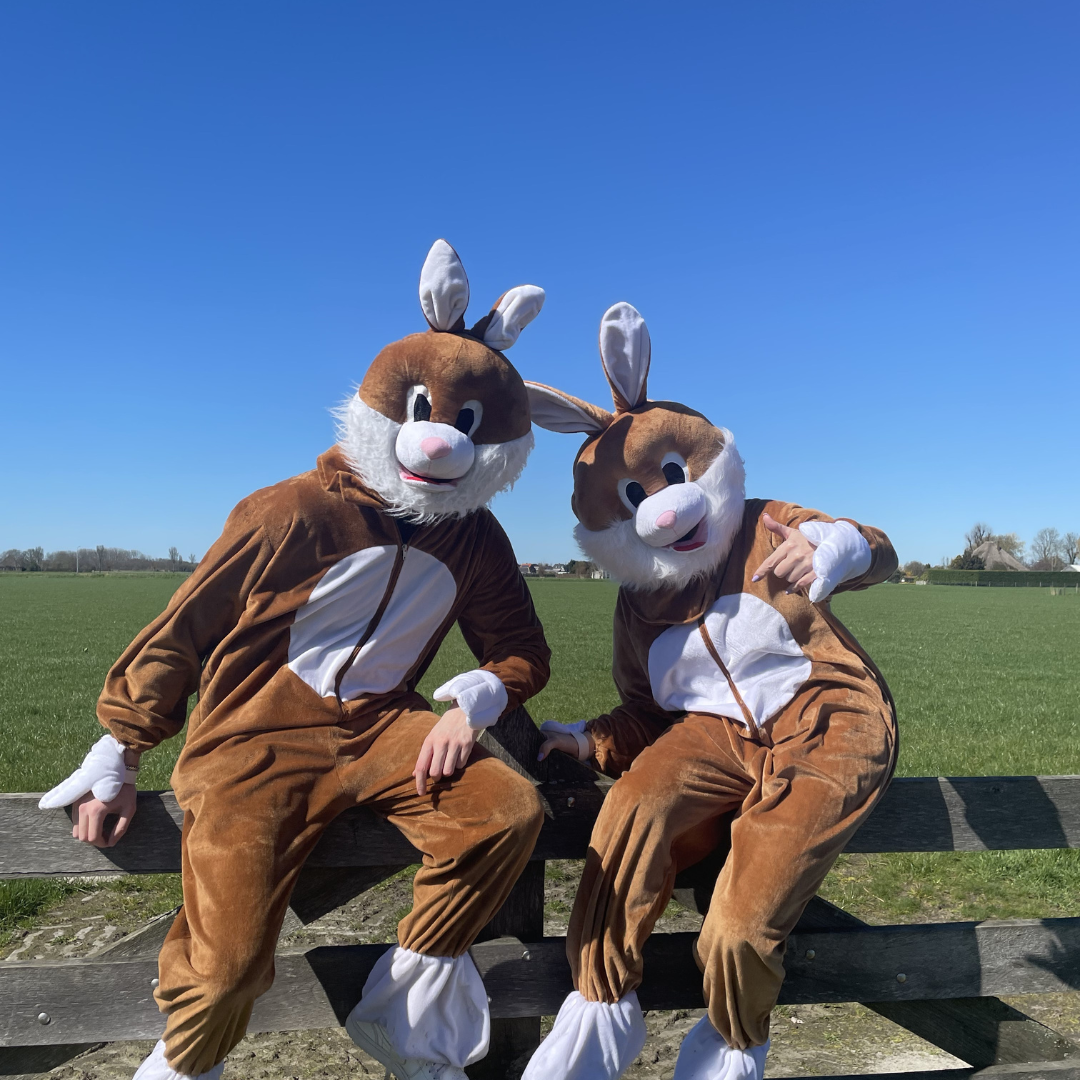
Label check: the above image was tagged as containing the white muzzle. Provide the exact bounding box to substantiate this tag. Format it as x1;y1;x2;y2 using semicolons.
635;483;708;547
396;421;476;481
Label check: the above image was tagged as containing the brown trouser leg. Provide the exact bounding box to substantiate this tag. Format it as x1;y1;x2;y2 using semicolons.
157;693;543;1075
568;686;895;1051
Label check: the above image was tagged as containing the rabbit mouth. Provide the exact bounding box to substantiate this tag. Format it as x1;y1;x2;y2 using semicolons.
669;518;707;552
398;465;459;487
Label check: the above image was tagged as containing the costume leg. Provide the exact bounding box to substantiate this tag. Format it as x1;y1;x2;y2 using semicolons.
523;714;751;1080
342;702;545;1070
154;727;343;1076
696;685;896;1053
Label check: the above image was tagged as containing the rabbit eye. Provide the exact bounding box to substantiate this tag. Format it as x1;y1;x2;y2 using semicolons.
454;408;474;434
453;399;482;437
662;462;685;485
406;385;432;423
625;482;647;507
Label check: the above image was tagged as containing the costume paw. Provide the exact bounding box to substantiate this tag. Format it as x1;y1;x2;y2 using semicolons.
433;670;507;730
346;1016;467;1079
672;1017;768;1080
131;1040;224;1080
521;991;647;1080
39;734;129;809
349;946;488;1067
798;520;871;602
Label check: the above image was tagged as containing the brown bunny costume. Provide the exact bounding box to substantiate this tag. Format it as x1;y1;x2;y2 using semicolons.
41;242;550;1080
521;304;897;1080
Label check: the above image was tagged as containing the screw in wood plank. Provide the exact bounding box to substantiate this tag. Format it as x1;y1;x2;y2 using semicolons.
805;950;816;960
151;978;160;988
522;949;532;961
896;973;907;983
566;797;575;807
37;1012;51;1025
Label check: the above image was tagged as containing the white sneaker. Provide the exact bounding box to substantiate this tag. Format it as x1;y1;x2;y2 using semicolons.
345;1013;468;1080
672;1017;768;1080
132;1040;225;1080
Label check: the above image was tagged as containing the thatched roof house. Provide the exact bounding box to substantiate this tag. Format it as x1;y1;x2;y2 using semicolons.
970;540;1028;571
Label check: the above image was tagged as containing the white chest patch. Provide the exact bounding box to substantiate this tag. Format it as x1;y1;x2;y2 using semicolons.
288;546;458;700
647;592;811;728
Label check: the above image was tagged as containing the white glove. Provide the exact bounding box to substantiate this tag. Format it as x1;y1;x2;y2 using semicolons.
38;734;132;809
540;719;592;761
433;669;508;731
798;520;872;604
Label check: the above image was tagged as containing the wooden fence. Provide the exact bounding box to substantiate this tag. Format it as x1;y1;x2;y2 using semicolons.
2;709;1079;1080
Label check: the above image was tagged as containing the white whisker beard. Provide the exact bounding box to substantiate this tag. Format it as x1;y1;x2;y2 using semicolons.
334;395;533;523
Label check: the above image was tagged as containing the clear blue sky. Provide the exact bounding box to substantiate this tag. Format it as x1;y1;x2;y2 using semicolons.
1;2;1077;567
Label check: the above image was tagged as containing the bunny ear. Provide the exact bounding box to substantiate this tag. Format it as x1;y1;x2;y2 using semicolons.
599;302;651;412
419;239;470;331
526;381;613;434
476;285;545;351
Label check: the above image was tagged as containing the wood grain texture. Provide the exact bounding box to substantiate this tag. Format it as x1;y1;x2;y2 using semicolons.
795;897;1078;1068
5;920;1079;1047
5;775;1079;878
774;1065;1080;1080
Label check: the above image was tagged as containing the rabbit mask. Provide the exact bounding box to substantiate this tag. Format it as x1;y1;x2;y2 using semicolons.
336;240;544;523
526;303;746;591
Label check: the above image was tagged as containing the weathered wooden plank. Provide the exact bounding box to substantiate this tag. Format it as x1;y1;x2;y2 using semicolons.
5;919;1079;1047
846;776;1080;853
794;897;1078;1068
777;1065;1080;1080
5;775;1079;878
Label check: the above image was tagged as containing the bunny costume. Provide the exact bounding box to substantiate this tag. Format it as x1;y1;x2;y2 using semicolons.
522;304;898;1080
41;242;550;1080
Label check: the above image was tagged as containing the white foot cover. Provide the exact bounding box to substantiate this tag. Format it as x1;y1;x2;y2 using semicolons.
131;1040;224;1080
521;991;647;1080
672;1016;768;1080
347;946;488;1068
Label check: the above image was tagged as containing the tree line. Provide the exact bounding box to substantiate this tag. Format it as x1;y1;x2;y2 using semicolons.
901;522;1080;579
0;546;198;573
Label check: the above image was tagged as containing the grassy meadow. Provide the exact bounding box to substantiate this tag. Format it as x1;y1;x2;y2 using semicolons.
1;572;1078;935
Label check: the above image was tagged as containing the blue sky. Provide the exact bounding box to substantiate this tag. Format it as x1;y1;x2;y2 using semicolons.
1;2;1077;566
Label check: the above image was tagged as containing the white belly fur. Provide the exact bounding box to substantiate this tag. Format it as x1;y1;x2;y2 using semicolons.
288;546;458;699
648;592;811;728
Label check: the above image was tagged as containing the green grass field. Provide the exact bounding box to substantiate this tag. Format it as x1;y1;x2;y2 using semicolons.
2;573;1078;933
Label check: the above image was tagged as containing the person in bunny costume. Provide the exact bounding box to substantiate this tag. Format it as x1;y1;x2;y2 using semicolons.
38;241;551;1080
520;303;898;1080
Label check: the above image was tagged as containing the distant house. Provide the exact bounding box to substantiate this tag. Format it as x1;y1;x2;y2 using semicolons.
519;563;538;576
969;540;1028;572
590;568;610;580
1065;564;1080;574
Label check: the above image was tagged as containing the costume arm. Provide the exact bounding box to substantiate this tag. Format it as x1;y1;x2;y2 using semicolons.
586;592;672;779
453;515;551;721
97;499;274;752
767;501;898;596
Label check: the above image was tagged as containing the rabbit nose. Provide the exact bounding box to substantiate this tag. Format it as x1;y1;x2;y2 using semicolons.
655;510;678;530
420;437;452;460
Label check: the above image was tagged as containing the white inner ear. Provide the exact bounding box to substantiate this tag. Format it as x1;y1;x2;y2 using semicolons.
599;302;651;407
526;383;607;434
483;285;545;351
419;239;470;331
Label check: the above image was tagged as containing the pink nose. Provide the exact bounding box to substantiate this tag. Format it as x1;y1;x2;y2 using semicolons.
420;437;452;460
655;510;678;530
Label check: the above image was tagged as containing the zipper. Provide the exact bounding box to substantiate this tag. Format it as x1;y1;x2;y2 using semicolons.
696;616;758;732
333;542;408;710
